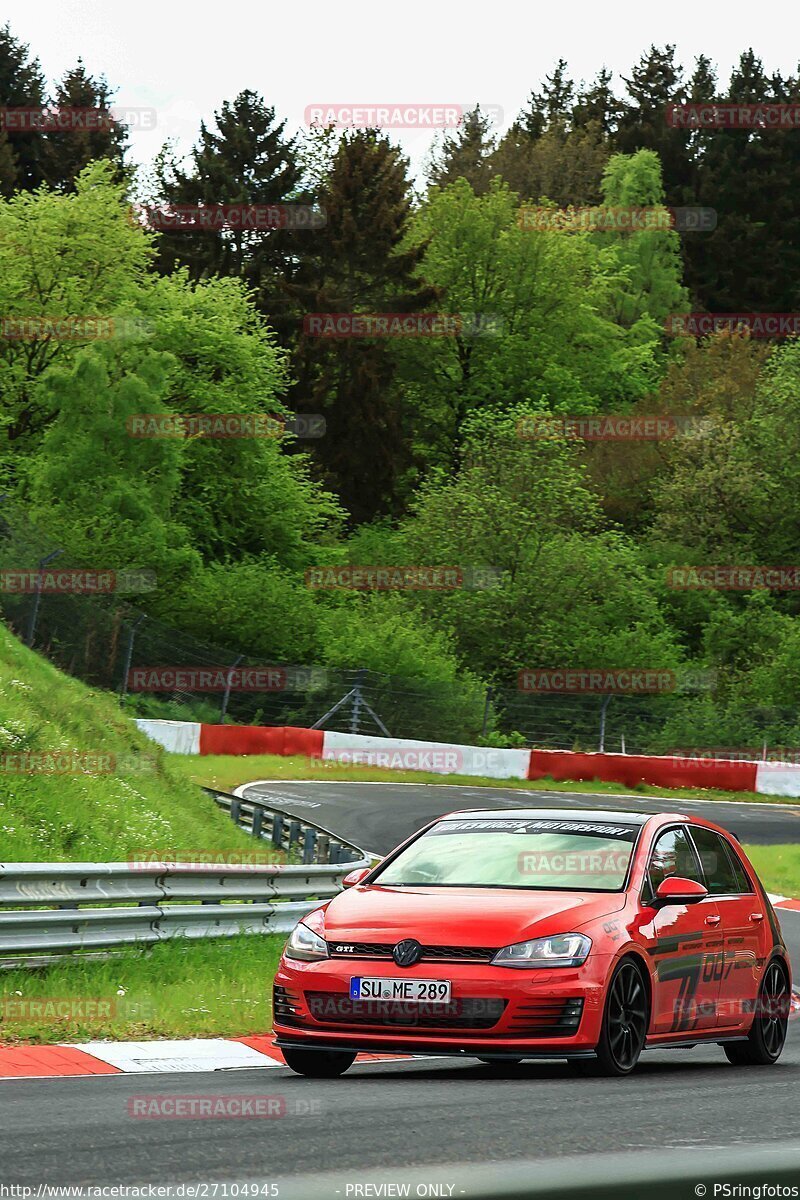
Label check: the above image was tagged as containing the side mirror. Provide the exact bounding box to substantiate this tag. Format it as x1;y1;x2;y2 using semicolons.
342;867;370;889
653;876;708;908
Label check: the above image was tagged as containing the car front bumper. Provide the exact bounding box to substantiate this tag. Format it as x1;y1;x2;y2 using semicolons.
273;954;613;1057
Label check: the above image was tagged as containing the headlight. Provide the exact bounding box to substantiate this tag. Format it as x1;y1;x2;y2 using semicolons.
285;921;329;962
491;933;591;969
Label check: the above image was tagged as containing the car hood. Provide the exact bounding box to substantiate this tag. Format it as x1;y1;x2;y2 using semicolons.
322;885;625;947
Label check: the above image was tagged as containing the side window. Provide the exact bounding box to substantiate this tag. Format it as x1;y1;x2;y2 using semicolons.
689;827;742;895
646;827;702;898
721;837;754;894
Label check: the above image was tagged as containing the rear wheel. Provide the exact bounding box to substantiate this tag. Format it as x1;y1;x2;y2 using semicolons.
281;1047;356;1077
571;960;649;1077
723;961;789;1067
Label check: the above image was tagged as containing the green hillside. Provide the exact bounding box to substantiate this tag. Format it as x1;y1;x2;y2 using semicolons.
0;622;253;861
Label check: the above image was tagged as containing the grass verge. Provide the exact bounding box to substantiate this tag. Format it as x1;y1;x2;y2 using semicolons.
0;935;284;1044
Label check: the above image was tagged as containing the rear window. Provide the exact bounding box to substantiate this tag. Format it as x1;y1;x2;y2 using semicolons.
374;817;640;892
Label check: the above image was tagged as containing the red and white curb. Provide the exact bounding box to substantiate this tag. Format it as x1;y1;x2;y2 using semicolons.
0;1036;410;1079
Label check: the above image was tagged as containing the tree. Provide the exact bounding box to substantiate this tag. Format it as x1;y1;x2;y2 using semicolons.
592;149;688;328
0;23;47;194
396;177;662;472
290;130;438;522
153;90;302;339
26;347;199;591
0;160;155;479
427;105;497;195
43;61;129;191
400;407;681;682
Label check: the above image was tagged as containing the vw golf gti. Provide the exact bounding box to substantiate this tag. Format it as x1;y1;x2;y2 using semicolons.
273;808;791;1076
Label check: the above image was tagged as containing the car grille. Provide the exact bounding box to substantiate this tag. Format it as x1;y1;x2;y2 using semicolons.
506;997;584;1037
326;941;497;963
303;991;507;1030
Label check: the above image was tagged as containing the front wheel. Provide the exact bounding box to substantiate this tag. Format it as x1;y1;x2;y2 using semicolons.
573;960;649;1077
723;961;790;1067
281;1047;356;1077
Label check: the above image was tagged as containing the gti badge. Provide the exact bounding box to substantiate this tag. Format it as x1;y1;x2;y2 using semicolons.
393;938;423;968
336;945;355;953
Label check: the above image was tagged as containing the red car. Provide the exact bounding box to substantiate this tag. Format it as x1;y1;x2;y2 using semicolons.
273;808;791;1077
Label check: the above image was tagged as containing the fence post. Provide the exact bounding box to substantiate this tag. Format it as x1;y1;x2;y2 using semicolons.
119;614;146;698
598;695;612;754
481;686;494;739
25;548;63;647
221;655;244;724
350;669;366;735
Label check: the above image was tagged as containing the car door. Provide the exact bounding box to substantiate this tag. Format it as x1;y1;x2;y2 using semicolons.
642;826;722;1034
687;826;766;1031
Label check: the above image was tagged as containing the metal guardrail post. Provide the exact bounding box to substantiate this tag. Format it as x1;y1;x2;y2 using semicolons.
252;807;263;839
302;828;316;864
272;814;284;849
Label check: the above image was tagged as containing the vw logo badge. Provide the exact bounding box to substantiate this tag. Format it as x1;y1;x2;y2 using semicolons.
393;938;422;968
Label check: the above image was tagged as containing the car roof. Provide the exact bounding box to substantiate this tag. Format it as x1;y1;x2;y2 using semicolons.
437;808;678;826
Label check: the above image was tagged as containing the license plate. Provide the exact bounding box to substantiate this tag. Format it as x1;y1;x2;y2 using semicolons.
350;977;452;1002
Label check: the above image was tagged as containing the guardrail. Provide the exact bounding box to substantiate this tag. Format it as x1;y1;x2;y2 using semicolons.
205;786;368;864
0;857;368;966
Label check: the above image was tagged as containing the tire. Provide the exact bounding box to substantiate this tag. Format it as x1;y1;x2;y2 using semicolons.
573;959;649;1078
723;960;790;1067
281;1047;356;1077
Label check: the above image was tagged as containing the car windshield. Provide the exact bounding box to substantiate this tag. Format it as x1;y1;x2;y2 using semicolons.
374;817;640;891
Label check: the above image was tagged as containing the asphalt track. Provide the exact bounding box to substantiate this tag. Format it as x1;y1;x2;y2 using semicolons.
2;780;799;1190
239;778;800;852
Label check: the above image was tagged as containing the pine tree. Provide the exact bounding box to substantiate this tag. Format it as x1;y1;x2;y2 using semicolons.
0;23;47;193
519;59;575;138
43;61;129;191
291;131;439;522
426;106;497;195
154;90;302;338
616;45;691;198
